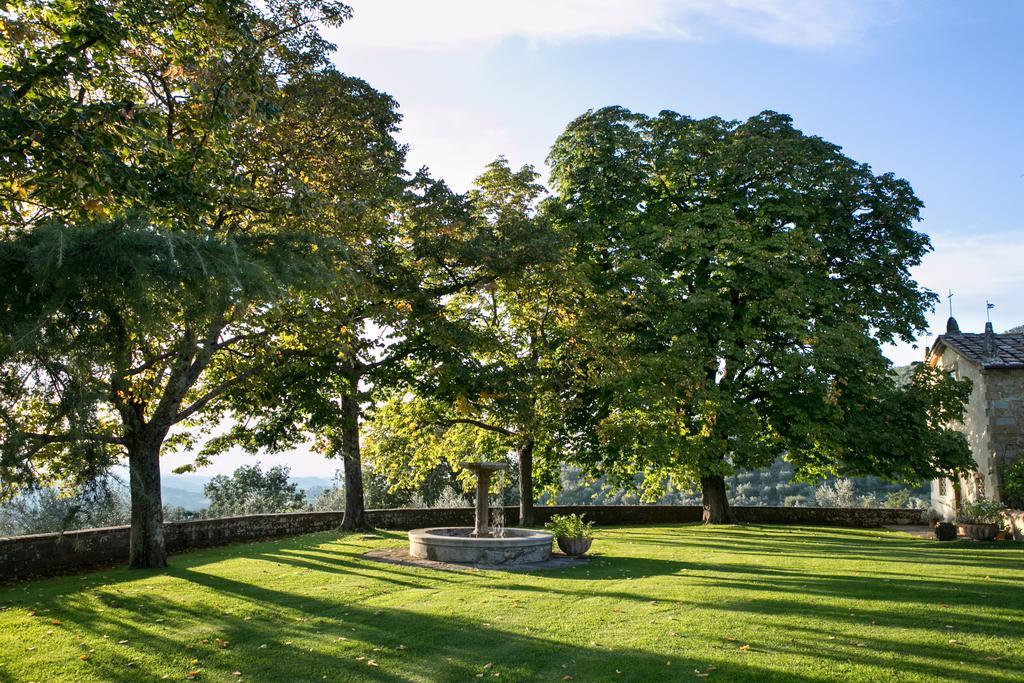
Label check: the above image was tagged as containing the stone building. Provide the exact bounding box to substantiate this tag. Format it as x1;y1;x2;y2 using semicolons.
926;318;1024;518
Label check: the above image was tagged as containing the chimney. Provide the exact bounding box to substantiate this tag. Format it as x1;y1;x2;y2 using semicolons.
983;321;997;360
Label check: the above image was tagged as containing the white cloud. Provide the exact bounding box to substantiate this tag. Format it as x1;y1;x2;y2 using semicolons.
397;104;524;191
885;230;1024;365
335;0;890;52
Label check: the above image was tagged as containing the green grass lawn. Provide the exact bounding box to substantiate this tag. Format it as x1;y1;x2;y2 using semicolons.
1;525;1022;682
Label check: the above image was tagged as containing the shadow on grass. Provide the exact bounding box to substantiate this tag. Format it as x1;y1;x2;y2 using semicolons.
10;565;825;683
3;526;1023;682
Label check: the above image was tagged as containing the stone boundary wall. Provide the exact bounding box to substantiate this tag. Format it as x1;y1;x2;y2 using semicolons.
1;505;923;581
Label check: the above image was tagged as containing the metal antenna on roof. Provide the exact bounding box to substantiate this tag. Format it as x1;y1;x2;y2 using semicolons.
986;300;995;323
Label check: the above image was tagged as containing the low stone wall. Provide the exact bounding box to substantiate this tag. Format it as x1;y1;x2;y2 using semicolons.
1;505;923;582
0;511;343;582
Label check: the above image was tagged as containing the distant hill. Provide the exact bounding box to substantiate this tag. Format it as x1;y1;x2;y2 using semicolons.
160;473;336;511
161;485;210;511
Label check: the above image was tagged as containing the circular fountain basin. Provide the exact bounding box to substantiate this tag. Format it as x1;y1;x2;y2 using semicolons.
409;527;553;565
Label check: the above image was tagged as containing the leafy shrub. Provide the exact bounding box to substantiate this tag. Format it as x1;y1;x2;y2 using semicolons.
311;487;347;512
544;513;595;539
814;479;857;508
956;498;1006;525
203;464;306;517
1002;457;1024;509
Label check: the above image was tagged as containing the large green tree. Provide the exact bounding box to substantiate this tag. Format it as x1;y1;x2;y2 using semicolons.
196;161;556;529
547;107;974;522
363;160;576;525
0;0;401;565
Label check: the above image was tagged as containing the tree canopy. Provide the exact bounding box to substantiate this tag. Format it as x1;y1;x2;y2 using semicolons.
0;0;402;564
544;107;974;521
362;159;576;524
1;1;976;559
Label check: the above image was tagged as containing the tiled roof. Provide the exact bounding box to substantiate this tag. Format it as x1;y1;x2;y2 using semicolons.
935;333;1024;369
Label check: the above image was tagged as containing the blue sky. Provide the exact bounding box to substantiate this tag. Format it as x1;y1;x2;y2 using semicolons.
164;1;1024;476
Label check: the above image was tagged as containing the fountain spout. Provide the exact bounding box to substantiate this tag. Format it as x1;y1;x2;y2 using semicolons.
459;461;507;537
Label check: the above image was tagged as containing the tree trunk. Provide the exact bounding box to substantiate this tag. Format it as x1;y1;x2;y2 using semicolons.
701;474;734;524
128;439;167;569
518;439;535;527
339;390;368;531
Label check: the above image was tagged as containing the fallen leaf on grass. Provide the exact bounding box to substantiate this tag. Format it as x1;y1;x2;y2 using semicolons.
739;645;751;651
118;640;129;645
79;655;89;661
367;660;378;667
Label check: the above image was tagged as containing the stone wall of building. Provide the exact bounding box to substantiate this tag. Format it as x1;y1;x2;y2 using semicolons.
1;505;926;581
929;351;1024;516
931;349;989;517
986;369;1024;487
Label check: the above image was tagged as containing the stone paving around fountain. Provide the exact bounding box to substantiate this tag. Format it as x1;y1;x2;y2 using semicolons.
364;546;588;572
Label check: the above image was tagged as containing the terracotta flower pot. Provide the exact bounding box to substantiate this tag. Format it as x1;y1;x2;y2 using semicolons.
934;522;957;541
556;536;593;556
961;523;1000;541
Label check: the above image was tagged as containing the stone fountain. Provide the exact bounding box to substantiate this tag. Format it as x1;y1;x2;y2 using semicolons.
408;461;552;565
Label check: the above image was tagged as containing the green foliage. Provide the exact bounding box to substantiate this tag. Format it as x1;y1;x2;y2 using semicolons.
545;107;974;500
955;498;1006;525
0;0;406;565
0;479;129;536
544;513;595;539
541;460;930;508
363;159;574;504
203;464;306;517
1002;457;1024;509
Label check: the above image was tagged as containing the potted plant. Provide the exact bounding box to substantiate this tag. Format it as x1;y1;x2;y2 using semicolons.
544;513;595;556
934;521;958;541
956;498;1005;541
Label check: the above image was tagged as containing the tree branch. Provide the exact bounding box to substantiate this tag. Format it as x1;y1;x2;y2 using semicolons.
19;431;125;446
174;364;264;423
436;417;515;437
